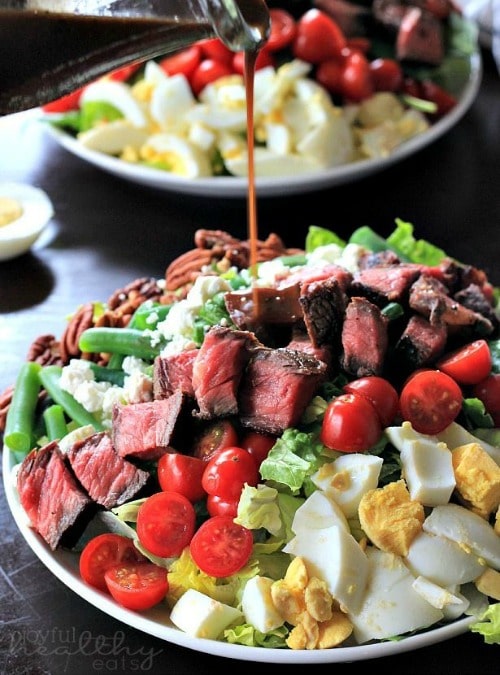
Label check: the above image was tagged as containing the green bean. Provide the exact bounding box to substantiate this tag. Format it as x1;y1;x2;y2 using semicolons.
88;362;125;386
38;365;105;432
78;327;162;361
130;302;171;331
348;226;391;254
43;404;68;441
4;362;42;461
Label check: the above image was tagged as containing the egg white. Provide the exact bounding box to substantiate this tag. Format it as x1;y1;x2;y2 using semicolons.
0;182;54;261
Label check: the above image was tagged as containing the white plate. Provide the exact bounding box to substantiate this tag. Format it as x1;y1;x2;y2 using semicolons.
3;445;477;664
42;52;482;199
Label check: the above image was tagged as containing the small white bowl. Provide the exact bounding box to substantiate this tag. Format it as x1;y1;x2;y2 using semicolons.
0;182;54;261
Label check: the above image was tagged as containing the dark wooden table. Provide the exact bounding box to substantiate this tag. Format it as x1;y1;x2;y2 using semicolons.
1;46;499;675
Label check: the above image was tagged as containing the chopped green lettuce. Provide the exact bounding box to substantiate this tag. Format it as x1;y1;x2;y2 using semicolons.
305;225;346;252
386;219;446;265
224;622;289;648
470;603;500;644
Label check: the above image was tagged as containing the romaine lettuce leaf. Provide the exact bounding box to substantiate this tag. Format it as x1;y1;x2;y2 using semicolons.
470;603;500;644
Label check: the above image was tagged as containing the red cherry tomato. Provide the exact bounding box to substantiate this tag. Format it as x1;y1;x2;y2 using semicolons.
79;533;146;592
107;63;142;82
190;58;234;96
419;80;457;117
189;515;253;577
345;37;372;54
265;8;297;52
42;87;85;112
157;453;207;502
197;38;233;65
292;9;346;64
315;58;343;95
136;491;196;558
202;447;259;500
159;45;202;79
369;58;403;92
343;376;399;427
232;48;274;75
399;369;463;435
339;51;374;102
206;494;239;518
104;562;169;611
436;339;492;385
320;393;382;453
240;431;276;468
192;419;239;460
472;373;500;426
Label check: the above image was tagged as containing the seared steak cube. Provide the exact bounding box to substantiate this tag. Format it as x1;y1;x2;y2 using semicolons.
17;441;93;550
153;349;198;399
238;347;327;435
66;431;149;509
341;296;389;377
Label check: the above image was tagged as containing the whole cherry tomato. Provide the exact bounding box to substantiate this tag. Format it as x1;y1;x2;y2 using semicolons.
157;452;207;502
232;49;274;75
315;58;343;95
472;373;500;426
292;9;346;64
343;376;399;427
339;51;374;101
202;447;259;500
240;431;276;468
369;58;403;92
158;45;202;79
190;58;234;96
206;494;239;518
320;393;382;452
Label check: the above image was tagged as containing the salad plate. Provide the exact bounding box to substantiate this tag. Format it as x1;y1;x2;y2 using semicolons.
1;443;476;663
41;50;482;199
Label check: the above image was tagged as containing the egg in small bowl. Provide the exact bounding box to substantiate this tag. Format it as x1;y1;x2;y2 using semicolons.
0;182;54;261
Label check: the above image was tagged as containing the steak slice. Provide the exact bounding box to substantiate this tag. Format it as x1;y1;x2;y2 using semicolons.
112;389;185;461
395;314;448;368
287;329;333;371
351;265;421;305
153;349;198;399
17;441;93;550
409;275;494;336
396;7;444;65
299;277;349;348
66;431;150;509
224;284;303;331
192;326;259;419
238;347;327;435
341;296;389;377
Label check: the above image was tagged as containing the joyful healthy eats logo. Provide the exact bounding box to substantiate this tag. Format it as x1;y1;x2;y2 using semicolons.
6;627;163;672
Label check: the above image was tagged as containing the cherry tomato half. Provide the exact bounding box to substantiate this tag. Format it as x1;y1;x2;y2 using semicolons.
343;376;399;427
107;63;142;82
320;393;382;452
159;45;202;79
472;373;500;426
104;562;169;611
265;8;297;52
79;533;146;592
189;515;253;577
202;447;259;500
292;9;346;64
436;339;492;385
399;369;463;434
192;419;239;460
240;431;276;468
419;80;457;117
136;491;196;558
315;58;343;95
157;453;207;502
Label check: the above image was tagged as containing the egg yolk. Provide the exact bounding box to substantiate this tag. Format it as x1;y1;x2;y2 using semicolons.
0;197;23;226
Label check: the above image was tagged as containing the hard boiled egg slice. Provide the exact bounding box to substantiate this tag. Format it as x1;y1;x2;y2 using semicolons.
139;133;212;178
0;182;54;261
80;79;148;128
78;120;149;154
224;147;322;177
150;74;196;132
349;547;443;644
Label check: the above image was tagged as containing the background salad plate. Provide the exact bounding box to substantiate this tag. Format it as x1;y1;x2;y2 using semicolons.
42;51;482;199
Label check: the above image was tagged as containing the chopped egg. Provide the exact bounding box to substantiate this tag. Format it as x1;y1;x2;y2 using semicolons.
169;588;242;639
241;576;285;634
0;182;54;261
139;133;212;178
